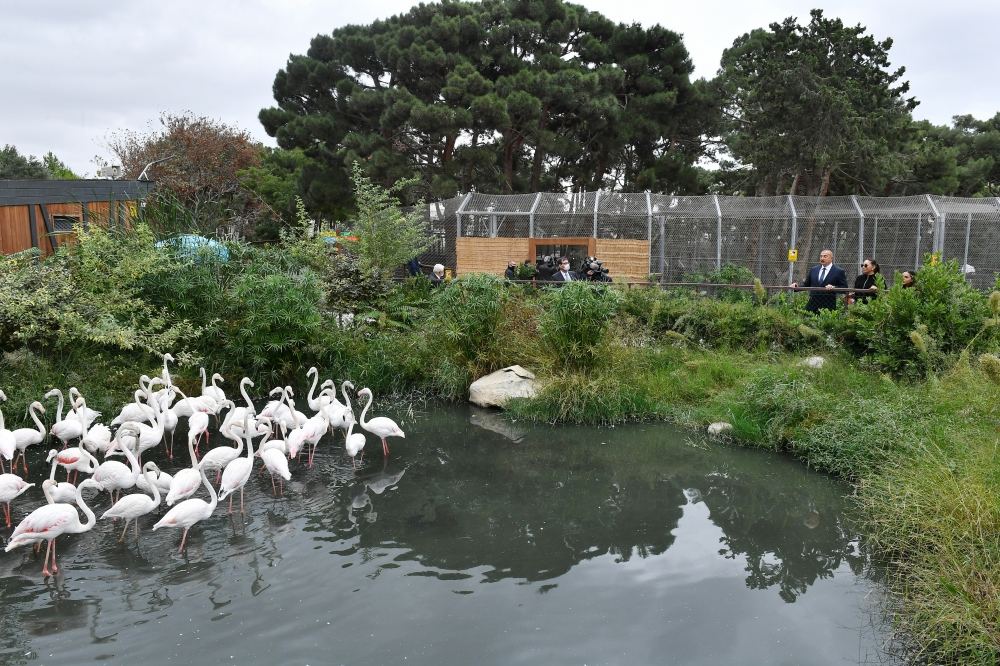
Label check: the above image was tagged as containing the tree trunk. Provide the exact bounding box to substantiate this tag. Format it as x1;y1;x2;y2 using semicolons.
442;134;456;163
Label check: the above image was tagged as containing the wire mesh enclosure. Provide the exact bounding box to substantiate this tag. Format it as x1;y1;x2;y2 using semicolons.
411;193;1000;287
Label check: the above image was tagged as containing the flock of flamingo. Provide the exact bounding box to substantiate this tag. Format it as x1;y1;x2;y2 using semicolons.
0;354;405;576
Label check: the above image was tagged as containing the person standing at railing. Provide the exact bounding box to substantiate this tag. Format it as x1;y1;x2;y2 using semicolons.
790;249;847;312
848;259;880;305
548;257;578;283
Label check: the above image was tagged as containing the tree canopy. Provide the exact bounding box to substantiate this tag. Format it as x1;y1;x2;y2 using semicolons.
0;145;75;180
260;0;710;207
713;9;917;196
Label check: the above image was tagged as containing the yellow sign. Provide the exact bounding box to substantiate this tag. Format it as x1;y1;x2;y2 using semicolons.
445;269;453;280
787;248;798;262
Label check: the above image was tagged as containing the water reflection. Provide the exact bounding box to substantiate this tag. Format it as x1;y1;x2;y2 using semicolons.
0;403;887;664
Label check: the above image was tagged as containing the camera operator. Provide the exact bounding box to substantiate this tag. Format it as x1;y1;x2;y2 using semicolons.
536;255;557;281
580;257;613;282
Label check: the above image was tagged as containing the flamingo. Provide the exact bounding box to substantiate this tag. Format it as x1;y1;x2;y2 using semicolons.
0;473;34;527
305;367;337;411
5;478;102;577
45;389;85;447
200;368;226;404
12;401;46;474
345;420;366;469
93;428;141;504
44;451;78;504
49;445;95;483
0;390;18;472
160;352;175;388
260;448;290;497
110;389;157;427
153;456;219;554
187;410;210;456
67;388;101;428
135;461;173;496
101;462;161;541
81;421;114;457
218;419;255;513
165;430;204;506
357;387;405;457
199;413;259;483
220;379;257;438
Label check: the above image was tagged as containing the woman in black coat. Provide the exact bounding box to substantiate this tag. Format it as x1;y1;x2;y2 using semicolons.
849;259;880;305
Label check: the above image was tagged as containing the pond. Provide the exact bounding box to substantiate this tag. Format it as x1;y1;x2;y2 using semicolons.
0;403;891;664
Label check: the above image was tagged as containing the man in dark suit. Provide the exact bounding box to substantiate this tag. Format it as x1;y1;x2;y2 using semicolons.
791;249;847;312
548;256;578;283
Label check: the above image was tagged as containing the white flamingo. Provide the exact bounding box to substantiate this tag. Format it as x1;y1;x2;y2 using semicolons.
93;428;141;503
5;478;102;577
357;387;405;457
260;448;290;497
101;462;161;541
0;473;34;527
153;457;218;554
135;461;173;495
165;430;203;506
45;389;85;447
199;413;258;483
81;421;114;457
345;420;366;469
160;352;175;387
12;400;46;474
322;381;357;440
200;368;226;404
110;389;157;427
48;445;95;483
219;419;255;513
306;367;337;411
44;451;78;504
67;388;101;428
220;379;257;438
0;389;19;472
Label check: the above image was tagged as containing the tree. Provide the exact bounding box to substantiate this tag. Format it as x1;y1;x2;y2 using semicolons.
42;152;78;179
713;9;916;196
347;162;432;279
0;145;50;179
260;0;709;202
108;112;263;232
238;147;320;240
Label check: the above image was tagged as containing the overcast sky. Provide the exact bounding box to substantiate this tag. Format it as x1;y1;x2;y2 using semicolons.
3;0;996;176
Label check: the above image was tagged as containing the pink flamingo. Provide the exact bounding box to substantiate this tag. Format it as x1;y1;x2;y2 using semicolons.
356;388;405;457
153;456;219;554
0;473;34;527
5;478;101;577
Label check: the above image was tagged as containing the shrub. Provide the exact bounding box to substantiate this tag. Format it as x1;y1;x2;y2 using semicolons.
538;282;620;370
837;259;991;377
431;273;512;372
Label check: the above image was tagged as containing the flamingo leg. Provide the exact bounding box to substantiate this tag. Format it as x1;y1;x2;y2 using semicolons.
135;520;140;541
240;487;245;514
270;474;277;497
119;520;130;542
50;539;59;574
3;502;10;528
279;478;284;497
228;495;233;514
42;540;53;577
178;527;190;553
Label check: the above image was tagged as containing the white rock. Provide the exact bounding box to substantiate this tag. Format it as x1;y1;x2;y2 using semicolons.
707;422;733;436
469;365;538;408
801;356;826;369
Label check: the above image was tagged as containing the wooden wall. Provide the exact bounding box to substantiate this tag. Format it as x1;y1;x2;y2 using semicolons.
0;200;137;256
595;239;651;283
455;236;651;283
456;237;530;276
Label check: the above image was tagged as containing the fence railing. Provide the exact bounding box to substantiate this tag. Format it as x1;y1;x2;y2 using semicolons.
414;193;1000;290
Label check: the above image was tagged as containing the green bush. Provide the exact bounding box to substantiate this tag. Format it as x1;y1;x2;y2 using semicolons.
430;273;512;373
683;264;756;303
837;260;991;377
538;282;620;370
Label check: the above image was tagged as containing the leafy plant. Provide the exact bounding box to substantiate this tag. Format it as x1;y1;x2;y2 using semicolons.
538;282;621;370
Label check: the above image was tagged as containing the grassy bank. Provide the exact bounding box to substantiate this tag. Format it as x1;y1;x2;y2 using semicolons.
2;220;998;662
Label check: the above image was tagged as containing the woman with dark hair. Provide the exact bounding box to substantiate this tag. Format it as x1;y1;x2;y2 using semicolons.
901;270;916;288
848;259;880;305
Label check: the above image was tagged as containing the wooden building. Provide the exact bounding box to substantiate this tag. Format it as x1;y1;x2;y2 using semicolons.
0;179;154;256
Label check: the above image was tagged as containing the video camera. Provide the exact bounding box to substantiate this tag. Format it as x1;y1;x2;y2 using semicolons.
580;256;612;282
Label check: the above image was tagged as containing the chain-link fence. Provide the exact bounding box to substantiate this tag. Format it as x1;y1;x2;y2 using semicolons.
413;193;1000;289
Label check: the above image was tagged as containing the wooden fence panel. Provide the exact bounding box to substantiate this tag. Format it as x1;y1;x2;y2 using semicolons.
595;239;651;283
456;237;530;276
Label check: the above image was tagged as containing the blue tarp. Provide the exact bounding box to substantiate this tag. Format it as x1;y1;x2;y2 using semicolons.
154;234;230;261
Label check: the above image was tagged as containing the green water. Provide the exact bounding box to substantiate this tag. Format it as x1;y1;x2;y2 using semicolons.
0;404;890;664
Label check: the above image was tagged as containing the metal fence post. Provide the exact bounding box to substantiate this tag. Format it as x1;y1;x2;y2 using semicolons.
926;195;943;257
915;213;923;269
713;194;722;270
851;195;864;268
593;190;601;239
528;192;541;239
455;192;473;239
787;195;797;284
963;212;972;271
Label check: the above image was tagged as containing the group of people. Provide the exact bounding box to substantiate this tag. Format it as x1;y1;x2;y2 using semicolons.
522;255;613;283
791;249;916;312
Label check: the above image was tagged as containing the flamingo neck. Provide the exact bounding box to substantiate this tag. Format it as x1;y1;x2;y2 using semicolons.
31;405;45;433
145;467;161;504
120;437;141;478
240;380;253;412
358;390;373;428
53;391;65;422
201;464;218;511
200;367;208;392
341;382;353;411
74;484;96;532
307;370;319;406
